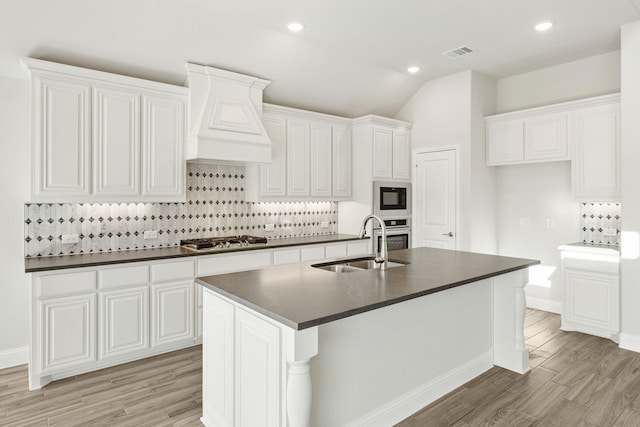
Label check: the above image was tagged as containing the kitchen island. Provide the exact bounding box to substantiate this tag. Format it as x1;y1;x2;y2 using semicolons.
196;247;538;427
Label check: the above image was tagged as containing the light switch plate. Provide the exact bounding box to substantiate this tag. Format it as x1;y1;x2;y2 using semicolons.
265;223;275;232
321;221;329;228
143;230;158;239
603;228;617;237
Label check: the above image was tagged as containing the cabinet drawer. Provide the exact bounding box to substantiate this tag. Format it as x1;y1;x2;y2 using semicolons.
347;241;369;256
151;260;195;283
99;265;148;289
37;271;96;298
564;257;619;275
325;244;347;259
273;248;301;266
197;251;272;276
300;246;325;262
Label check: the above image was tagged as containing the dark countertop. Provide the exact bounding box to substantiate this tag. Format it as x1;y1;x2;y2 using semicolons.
196;247;539;331
24;234;364;273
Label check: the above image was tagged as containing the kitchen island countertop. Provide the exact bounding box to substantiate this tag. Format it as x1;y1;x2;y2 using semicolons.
196;247;539;330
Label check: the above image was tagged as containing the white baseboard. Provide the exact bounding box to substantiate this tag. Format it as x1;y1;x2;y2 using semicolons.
526;296;561;314
619;333;640;353
345;351;493;427
0;346;29;369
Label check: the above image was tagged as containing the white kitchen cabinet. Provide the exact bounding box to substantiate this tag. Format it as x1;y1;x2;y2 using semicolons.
92;85;140;197
392;129;411;180
30;73;92;200
310;122;333;197
273;248;301;266
287;118;311;196
258;113;287;197
141;93;186;200
235;308;282;427
373;126;393;179
151;280;194;347
572;100;621;201
332;124;352;197
560;245;620;341
524;113;569;161
23;57;187;203
245;104;352;201
486;112;568;166
40;293;96;373
99;287;149;359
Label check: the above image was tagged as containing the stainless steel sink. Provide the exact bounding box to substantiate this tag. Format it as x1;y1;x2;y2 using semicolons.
312;256;410;273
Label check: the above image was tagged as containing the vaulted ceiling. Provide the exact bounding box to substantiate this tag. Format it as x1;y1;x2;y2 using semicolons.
1;0;638;117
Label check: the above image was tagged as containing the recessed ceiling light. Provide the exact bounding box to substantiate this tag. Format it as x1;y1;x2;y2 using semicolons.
287;22;304;32
535;22;553;32
407;66;420;74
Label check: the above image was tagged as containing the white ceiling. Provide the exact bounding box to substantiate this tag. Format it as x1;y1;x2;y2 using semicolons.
1;0;638;117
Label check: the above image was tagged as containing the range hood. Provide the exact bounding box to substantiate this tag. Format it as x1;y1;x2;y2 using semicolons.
185;63;273;163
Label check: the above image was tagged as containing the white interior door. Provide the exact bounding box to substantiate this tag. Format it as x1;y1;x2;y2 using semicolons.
414;149;457;249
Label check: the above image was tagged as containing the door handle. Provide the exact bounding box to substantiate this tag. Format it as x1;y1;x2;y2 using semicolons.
442;232;454;237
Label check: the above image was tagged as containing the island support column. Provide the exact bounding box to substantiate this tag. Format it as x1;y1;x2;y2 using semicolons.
492;269;530;374
285;327;319;427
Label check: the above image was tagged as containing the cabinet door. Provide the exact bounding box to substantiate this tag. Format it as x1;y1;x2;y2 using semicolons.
141;93;186;200
287;119;310;196
235;308;281;427
372;126;393;179
99;287;149;359
572;103;620;200
40;294;96;372
486;120;524;165
310;122;333;197
564;269;619;336
332;124;352;197
524;113;568;161
392;130;411;180
260;113;287;197
32;75;92;201
92;86;140;197
151;281;194;347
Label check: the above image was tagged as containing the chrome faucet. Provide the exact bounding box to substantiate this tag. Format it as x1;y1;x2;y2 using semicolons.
358;214;388;270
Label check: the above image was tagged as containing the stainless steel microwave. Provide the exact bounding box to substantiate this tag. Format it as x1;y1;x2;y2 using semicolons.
373;181;411;217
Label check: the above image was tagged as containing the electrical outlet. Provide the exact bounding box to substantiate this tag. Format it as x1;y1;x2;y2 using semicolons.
546;218;554;228
321;221;329;229
603;228;617;237
265;223;275;232
143;230;158;239
61;234;79;244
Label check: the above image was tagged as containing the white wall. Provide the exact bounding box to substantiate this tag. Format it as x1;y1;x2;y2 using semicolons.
620;21;640;350
0;76;30;361
497;51;621;113
494;51;620;312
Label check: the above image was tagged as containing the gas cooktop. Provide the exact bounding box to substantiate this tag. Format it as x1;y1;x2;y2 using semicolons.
180;235;268;252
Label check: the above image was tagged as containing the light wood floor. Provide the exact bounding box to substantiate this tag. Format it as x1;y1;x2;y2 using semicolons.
2;310;640;426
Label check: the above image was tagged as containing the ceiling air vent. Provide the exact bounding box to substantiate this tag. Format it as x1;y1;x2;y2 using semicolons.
442;45;474;59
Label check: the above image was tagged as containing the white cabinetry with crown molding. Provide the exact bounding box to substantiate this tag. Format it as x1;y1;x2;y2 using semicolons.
245;104;352;201
22;57;186;203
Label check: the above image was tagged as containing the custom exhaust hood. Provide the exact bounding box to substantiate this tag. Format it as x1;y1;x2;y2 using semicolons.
185;63;273;163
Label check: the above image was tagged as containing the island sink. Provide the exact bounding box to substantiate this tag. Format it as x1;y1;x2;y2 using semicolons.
312;256;410;272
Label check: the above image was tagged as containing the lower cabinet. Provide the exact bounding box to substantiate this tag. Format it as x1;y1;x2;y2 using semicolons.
99;287;149;359
560;247;620;341
40;294;96;373
151;280;194;347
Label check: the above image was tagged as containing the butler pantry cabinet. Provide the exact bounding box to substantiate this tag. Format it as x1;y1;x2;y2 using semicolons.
22;58;187;203
245;104;352;200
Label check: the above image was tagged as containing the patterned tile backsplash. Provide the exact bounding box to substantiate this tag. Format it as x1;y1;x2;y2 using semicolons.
25;163;338;257
580;203;621;246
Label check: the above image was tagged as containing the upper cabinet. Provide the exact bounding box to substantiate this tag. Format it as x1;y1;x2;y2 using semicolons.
485;93;620;201
352;116;412;182
22;58;187;203
245;104;352;201
486;112;569;166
